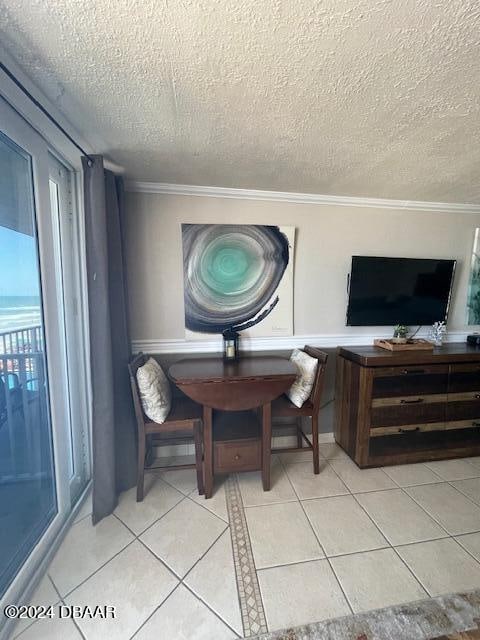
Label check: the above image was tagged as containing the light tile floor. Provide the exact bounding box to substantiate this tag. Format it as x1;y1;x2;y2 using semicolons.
11;446;480;639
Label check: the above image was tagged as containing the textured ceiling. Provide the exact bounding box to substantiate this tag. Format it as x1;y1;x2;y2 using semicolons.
1;0;480;202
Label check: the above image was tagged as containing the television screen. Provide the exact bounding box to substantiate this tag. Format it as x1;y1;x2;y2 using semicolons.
346;256;456;326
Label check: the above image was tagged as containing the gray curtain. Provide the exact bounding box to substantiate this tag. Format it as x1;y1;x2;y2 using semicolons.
82;155;136;524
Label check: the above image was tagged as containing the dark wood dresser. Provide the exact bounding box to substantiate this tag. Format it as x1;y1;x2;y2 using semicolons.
334;343;480;468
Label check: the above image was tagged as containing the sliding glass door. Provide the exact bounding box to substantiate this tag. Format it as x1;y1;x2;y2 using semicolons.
0;131;57;596
0;97;90;602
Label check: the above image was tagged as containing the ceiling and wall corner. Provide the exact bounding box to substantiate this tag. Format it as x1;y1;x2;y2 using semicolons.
0;0;479;204
0;44;123;172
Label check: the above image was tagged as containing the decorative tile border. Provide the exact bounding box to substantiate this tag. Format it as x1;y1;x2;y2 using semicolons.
225;475;268;637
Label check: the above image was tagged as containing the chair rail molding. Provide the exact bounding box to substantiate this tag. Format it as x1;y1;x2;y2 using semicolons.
131;330;469;355
125;181;480;214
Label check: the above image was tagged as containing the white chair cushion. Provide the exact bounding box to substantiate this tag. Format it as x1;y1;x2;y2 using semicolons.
286;348;318;408
136;357;172;424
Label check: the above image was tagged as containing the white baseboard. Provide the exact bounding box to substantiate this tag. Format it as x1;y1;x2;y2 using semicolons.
154;431;335;459
132;331;468;355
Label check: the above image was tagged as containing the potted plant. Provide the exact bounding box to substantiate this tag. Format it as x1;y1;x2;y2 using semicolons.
392;324;409;344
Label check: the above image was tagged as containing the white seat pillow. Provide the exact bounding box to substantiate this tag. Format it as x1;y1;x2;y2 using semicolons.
136;357;172;424
286;348;318;408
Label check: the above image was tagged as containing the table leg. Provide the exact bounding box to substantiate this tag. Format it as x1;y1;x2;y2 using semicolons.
262;402;272;491
203;405;214;499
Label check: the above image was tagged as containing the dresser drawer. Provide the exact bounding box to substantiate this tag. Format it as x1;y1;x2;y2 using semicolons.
449;364;480;393
372;365;448;398
371;398;446;428
445;419;480;431
370;423;445;437
214;438;261;473
447;390;480;422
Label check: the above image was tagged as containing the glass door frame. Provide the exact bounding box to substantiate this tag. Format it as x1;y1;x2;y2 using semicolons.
48;152;91;500
0;96;90;610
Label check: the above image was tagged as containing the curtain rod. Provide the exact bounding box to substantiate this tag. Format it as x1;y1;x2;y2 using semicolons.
0;60;95;166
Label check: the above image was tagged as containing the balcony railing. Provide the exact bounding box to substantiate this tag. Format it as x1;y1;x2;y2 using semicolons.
0;325;43;358
0;326;47;482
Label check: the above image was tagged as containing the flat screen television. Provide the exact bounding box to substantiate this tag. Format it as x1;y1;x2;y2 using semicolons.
346;256;456;326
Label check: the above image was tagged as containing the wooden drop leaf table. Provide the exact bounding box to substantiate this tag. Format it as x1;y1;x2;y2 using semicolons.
169;356;297;498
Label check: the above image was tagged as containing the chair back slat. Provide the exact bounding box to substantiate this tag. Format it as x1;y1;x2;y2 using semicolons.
303;345;328;412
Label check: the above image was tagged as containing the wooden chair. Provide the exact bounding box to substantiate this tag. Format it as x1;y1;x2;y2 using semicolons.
271;346;328;474
128;353;204;501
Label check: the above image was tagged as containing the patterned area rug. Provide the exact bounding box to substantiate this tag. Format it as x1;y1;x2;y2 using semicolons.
435;630;480;639
250;590;480;640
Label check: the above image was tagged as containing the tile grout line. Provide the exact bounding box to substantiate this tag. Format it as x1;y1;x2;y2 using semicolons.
51;536;137;600
390;544;436;598
64;596;88;640
453;536;480;567
130;526;233;638
184;486;230;524
154;471;198;497
446;479;480;504
122;492;188;538
348;491;431;599
134;517;236;637
445;477;480;508
181;582;242;639
128;581;184;640
331;457;480;595
135;537;183;582
11;575;63;640
181;526;229;582
325;457;480;544
326;457;403;494
225;474;268;637
401;484;477;538
315;456;435;608
48;490;188;604
36;479;235;640
178;487;242;637
355;483;452;543
396;484;452;538
125;499;229;582
278;455;355;617
313;458;480;572
321;458;476;607
326;457;480;592
382;465;443;486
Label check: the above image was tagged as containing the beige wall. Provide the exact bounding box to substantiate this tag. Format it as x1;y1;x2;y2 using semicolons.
125;191;480;342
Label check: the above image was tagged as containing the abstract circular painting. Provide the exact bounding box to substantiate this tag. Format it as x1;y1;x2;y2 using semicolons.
182;224;291;334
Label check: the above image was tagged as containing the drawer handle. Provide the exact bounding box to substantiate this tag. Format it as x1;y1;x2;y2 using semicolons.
475;394;480;400
399;427;420;433
473;422;480;427
402;369;425;375
400;398;424;404
234;454;240;461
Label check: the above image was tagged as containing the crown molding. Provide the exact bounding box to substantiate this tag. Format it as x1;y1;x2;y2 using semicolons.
131;330;469;355
125;181;480;214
